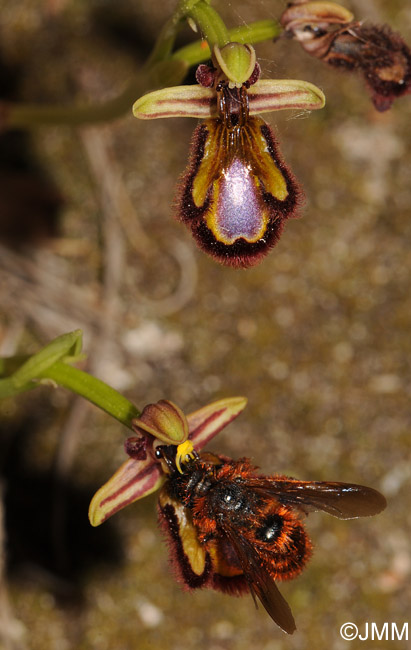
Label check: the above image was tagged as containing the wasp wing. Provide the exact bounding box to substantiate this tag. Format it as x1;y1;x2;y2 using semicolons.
250;479;386;519
219;521;296;634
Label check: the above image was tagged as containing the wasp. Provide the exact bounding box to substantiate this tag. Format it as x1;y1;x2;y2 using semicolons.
156;445;386;634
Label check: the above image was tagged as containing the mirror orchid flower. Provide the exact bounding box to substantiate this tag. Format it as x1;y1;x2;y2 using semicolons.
133;42;325;268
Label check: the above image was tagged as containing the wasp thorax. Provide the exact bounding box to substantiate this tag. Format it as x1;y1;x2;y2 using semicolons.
210;481;251;515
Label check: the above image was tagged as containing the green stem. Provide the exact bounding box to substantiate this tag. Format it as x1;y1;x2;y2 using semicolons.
0;377;38;399
0;9;282;130
37;362;140;429
172;19;283;66
186;1;230;49
5;85;140;129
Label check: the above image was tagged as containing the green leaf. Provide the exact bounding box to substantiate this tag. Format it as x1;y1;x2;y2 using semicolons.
0;331;140;429
11;330;83;389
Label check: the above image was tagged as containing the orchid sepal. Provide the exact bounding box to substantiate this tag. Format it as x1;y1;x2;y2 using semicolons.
213;43;256;87
88;457;165;527
132;399;189;445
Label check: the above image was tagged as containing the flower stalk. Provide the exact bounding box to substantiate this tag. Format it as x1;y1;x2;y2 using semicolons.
0;331;140;429
186;1;230;49
172;20;283;67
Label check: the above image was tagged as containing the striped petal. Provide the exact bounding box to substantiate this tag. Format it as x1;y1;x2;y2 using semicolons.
133;79;324;121
248;79;325;114
133;85;217;120
88;457;165;527
187;396;248;450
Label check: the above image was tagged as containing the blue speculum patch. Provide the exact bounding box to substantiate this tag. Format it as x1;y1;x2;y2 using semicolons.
215;159;265;242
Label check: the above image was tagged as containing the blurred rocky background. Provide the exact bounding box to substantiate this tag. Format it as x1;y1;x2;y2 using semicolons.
0;1;410;649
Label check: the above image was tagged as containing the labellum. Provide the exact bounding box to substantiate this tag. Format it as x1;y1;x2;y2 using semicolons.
133;43;325;268
177;83;302;268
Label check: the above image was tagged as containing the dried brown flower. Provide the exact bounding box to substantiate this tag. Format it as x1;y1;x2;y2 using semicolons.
280;2;411;111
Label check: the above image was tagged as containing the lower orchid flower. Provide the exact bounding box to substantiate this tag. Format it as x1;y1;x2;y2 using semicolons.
89;395;386;634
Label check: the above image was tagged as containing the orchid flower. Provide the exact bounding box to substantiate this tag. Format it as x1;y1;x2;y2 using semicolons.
89;396;247;526
133;42;325;268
